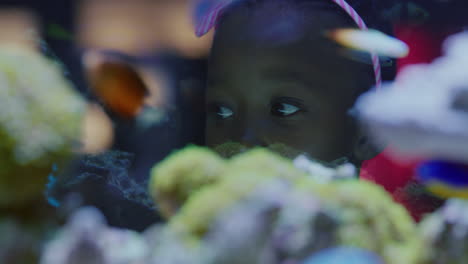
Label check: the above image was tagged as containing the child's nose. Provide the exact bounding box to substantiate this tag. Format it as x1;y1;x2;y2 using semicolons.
239;126;268;147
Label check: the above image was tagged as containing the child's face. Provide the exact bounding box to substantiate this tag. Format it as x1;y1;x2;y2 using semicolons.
205;4;373;162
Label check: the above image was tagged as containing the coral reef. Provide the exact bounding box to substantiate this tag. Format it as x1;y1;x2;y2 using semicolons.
40;207;150;264
297;178;423;264
165;148;305;237
0;219;40;264
419;199;468;264
149;146;226;218
148;147;423;264
0;45;86;264
41;146;468;264
0;46;85;208
40;146;468;264
55;150;155;210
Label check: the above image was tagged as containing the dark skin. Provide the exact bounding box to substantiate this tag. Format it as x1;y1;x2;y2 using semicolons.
206;3;375;162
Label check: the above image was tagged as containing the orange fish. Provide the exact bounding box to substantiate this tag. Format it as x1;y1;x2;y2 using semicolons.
84;51;148;118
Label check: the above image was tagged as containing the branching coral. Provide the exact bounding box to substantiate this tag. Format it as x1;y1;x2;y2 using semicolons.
59;150;155;210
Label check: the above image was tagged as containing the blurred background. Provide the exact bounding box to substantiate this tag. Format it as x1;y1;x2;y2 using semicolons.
1;0;467;231
3;1;468;264
0;0;214;230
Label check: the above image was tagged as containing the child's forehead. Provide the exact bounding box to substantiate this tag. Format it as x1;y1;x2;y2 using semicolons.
210;7;353;72
208;35;367;98
214;1;355;46
208;1;373;93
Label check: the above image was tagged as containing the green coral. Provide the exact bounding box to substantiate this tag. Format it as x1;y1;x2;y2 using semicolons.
212;141;249;158
213;141;303;159
149;146;424;264
0;46;85;207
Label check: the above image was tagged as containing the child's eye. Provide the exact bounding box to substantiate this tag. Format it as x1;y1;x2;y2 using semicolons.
272;103;300;116
271;98;305;117
207;102;234;120
217;106;234;119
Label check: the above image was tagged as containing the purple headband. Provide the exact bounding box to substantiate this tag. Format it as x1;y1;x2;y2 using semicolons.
194;0;382;88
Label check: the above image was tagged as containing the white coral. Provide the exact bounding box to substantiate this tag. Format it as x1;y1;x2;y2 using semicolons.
354;31;468;162
40;207;149;264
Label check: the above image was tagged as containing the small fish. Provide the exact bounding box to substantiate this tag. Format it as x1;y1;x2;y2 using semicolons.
329;29;410;59
83;51;149;118
303;247;384;264
381;2;430;24
417;160;468;199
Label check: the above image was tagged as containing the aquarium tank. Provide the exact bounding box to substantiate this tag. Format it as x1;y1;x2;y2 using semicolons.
1;0;468;263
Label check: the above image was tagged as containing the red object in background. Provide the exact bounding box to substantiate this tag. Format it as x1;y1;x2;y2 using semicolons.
360;150;420;194
360;151;428;221
359;23;455;221
394;23;445;70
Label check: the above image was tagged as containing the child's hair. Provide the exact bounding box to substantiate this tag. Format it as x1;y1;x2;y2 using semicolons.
208;0;396;83
216;0;392;35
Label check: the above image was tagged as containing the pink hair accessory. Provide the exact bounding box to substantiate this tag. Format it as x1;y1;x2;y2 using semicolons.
194;0;382;88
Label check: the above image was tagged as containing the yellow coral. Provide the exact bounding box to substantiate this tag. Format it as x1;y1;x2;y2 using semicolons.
149;146;226;219
150;146;424;264
0;46;85;207
169;173;269;236
167;148;305;236
296;178;424;264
